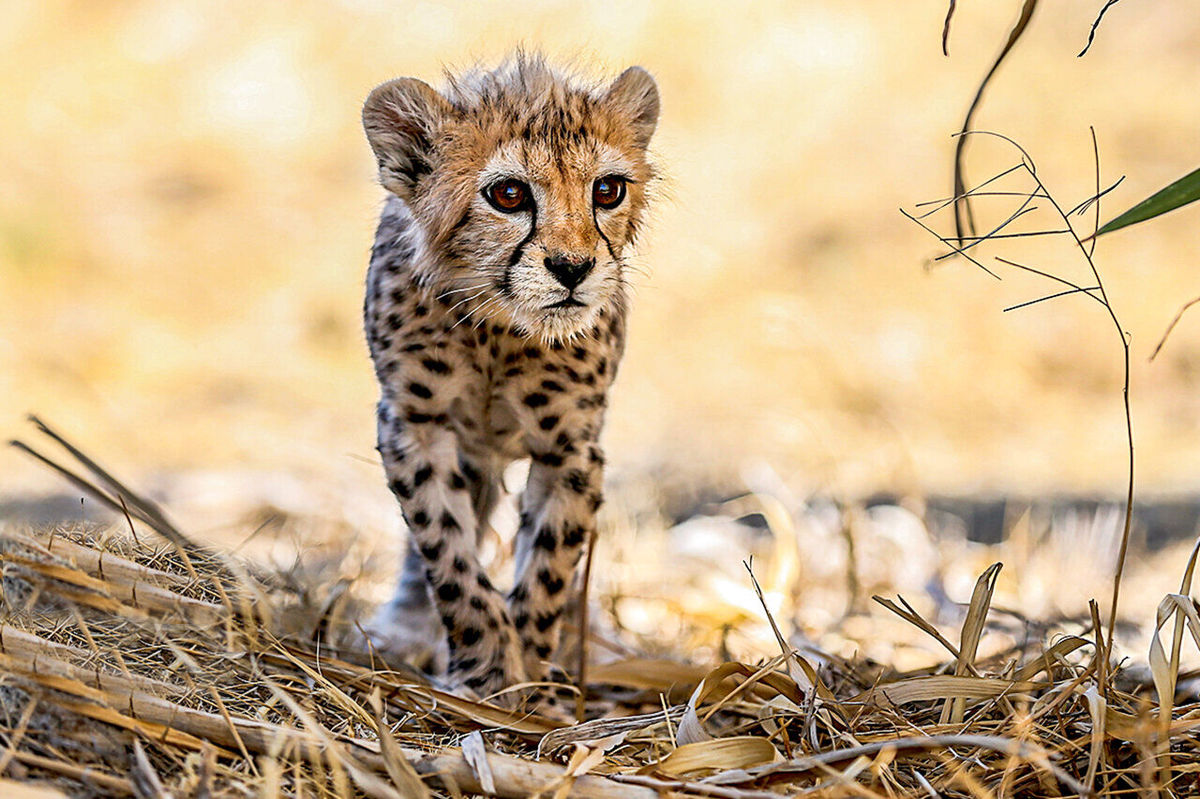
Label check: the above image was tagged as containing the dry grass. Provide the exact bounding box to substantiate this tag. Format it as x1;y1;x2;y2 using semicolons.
4;427;1200;797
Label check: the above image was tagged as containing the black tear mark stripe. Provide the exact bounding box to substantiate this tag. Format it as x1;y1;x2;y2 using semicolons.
592;206;618;262
502;202;539;296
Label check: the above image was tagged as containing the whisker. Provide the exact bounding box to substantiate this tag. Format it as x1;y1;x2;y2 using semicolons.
445;288;489;319
438;283;490;298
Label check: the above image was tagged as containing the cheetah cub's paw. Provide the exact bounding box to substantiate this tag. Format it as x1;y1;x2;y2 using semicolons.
354;597;447;673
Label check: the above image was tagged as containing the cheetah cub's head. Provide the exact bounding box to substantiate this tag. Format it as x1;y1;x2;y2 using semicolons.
363;56;659;342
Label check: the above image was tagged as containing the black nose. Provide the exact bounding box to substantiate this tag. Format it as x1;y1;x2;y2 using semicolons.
544;256;594;290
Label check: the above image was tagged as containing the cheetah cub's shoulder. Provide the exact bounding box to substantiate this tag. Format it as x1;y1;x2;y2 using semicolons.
359;55;659;696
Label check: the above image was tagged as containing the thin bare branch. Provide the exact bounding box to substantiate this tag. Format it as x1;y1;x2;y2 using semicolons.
1003;285;1102;313
1150;295;1200;362
942;0;957;56
1079;0;1123;57
952;0;1040;244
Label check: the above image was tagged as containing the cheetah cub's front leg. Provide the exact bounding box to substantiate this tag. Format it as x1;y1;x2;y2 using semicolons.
359;54;659;697
376;408;525;692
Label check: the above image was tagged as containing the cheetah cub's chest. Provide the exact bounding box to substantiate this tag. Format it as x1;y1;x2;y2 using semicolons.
359;55;657;696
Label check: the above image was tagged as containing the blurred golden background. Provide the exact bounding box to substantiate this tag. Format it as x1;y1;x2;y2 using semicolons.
2;2;1200;655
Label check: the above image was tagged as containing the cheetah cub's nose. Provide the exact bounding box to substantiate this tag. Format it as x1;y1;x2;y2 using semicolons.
544;255;595;290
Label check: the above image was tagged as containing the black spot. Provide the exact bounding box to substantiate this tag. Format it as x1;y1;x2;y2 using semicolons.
441;511;461;531
524;392;550;408
572;346;588;360
543;363;560;373
539;415;560;431
452;655;479;673
386;313;402;332
510;584;528;603
469;596;486;610
533;527;558;552
504;367;524;378
504;352;521;365
413;465;434;486
418;325;436;335
476;573;493;591
419;540;443;560
388;478;412;499
533;451;563;467
389;288;405;304
582;372;596;386
523;347;542;360
577;394;606;410
597;358;608;376
410;510;430;527
563;469;589;494
406;411;432;424
563;525;587;547
452;556;468;573
413;304;429;317
461;626;482;646
514;612;530;629
589;492;604;512
535;610;560;632
437;582;462;602
588;446;605;465
421;358;451;374
408;381;433;399
555;432;573;448
461;460;481;483
402;342;426;353
536;644;553;658
449;471;467;490
538;569;565;596
478;329;489;345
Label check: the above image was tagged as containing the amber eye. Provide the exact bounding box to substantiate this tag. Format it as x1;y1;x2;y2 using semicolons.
593;175;627;210
484;179;530;213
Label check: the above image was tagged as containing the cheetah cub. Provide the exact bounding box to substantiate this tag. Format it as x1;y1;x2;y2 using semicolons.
360;56;659;695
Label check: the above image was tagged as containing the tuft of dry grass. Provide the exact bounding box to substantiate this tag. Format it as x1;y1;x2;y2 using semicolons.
4;425;1200;797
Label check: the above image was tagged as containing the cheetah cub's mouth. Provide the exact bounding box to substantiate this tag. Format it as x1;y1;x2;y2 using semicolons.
544;297;587;310
362;58;659;343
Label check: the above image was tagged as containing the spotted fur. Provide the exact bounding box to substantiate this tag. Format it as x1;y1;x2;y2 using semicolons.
359;55;659;695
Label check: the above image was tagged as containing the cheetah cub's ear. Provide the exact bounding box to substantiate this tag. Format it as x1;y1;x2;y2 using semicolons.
362;78;454;201
603;66;660;149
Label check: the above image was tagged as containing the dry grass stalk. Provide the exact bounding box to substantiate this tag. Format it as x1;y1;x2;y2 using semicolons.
4;426;1200;797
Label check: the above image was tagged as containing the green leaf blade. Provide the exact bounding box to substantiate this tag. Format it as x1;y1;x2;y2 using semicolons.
1096;166;1200;237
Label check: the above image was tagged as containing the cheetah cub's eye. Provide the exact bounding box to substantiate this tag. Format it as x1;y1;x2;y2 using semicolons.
484;179;531;213
593;176;627;210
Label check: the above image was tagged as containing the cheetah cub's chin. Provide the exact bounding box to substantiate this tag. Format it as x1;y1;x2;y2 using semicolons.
359;54;658;700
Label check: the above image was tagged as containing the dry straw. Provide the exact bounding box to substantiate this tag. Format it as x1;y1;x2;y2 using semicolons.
2;422;1200;797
